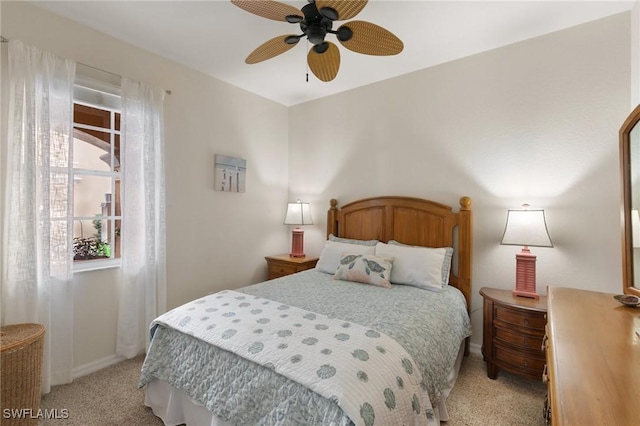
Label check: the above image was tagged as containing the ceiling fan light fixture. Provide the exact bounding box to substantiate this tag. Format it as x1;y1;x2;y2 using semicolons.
319;7;338;21
286;14;303;23
313;42;329;54
336;26;353;42
285;35;301;45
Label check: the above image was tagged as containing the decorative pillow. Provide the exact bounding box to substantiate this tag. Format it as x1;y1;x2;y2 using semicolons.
389;240;454;288
316;241;375;274
333;253;393;289
328;234;378;246
375;242;454;291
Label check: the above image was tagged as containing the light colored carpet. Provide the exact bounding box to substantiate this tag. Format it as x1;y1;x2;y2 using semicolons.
38;353;546;425
445;354;546;426
38;355;161;426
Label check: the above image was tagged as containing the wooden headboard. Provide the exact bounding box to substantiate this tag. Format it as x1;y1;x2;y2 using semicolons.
326;196;473;310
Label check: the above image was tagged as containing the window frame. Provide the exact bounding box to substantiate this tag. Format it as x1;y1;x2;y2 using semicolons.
71;82;123;273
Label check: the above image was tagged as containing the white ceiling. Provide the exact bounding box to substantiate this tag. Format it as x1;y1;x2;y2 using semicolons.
33;1;634;106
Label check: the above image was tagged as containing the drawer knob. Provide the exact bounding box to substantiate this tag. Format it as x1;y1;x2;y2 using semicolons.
523;319;529;325
523;360;528;367
523;338;529;346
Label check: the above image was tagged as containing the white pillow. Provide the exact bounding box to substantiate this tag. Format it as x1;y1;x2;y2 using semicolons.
389;240;454;287
316;241;375;274
375;242;453;291
328;234;378;246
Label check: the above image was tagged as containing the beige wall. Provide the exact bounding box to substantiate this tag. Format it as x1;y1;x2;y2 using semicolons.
0;1;633;367
289;12;631;348
0;1;290;370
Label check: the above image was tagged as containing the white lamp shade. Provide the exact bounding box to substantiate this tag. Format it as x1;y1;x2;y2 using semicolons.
284;201;313;225
501;209;553;248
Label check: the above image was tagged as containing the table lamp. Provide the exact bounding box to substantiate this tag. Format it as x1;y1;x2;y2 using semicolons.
284;200;313;258
500;204;553;299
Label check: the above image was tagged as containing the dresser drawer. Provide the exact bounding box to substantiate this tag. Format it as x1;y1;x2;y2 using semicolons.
495;344;546;371
495;305;546;330
495;327;544;351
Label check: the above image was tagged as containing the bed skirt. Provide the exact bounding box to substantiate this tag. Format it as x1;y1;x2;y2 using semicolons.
144;341;466;425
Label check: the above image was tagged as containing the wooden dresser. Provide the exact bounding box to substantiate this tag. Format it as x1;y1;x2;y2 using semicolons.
480;287;547;381
545;287;640;425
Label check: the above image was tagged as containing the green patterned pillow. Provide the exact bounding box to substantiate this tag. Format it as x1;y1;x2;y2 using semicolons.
333;253;394;289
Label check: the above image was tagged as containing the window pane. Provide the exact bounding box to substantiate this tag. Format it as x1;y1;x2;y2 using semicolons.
74;175;115;218
74;130;118;172
73;218;113;261
103;218;121;259
114;135;120;171
73;219;98;240
75;104;111;129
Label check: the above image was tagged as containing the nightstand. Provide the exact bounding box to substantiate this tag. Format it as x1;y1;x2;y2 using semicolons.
480;287;547;381
265;254;319;280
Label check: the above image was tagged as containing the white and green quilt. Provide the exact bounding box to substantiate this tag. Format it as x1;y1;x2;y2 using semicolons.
139;269;471;425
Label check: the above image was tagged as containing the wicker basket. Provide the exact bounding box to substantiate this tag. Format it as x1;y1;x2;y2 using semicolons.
1;323;45;426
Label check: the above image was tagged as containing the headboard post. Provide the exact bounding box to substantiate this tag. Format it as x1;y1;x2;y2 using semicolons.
456;196;473;312
327;198;339;239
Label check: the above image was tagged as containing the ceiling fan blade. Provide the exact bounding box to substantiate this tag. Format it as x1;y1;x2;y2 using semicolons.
231;0;303;22
307;41;340;82
315;0;368;21
245;35;299;64
338;20;403;56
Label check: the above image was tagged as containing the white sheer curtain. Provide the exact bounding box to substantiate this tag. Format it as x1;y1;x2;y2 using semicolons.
2;40;76;392
116;78;167;358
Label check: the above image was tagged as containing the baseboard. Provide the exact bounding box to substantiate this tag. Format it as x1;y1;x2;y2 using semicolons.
469;342;482;355
72;354;126;379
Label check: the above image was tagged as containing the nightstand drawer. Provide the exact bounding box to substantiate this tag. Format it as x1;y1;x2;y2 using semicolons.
268;264;297;278
495;344;546;371
265;254;319;280
495;306;546;330
495;328;544;350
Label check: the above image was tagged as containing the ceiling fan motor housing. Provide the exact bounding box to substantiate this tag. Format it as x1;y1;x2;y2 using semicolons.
300;3;333;45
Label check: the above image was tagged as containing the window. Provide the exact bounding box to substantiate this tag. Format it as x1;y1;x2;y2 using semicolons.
72;85;122;270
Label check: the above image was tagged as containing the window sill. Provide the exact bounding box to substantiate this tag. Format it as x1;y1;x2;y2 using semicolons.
73;258;121;273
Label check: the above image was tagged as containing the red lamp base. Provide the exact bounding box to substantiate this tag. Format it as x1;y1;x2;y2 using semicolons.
289;228;305;258
513;247;539;299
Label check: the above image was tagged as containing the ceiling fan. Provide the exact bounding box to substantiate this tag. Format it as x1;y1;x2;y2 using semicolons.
231;0;404;82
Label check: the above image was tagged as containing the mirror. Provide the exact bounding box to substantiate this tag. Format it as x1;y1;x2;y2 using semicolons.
620;104;640;297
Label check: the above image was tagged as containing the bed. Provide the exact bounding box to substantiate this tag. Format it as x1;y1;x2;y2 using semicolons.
139;195;473;426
